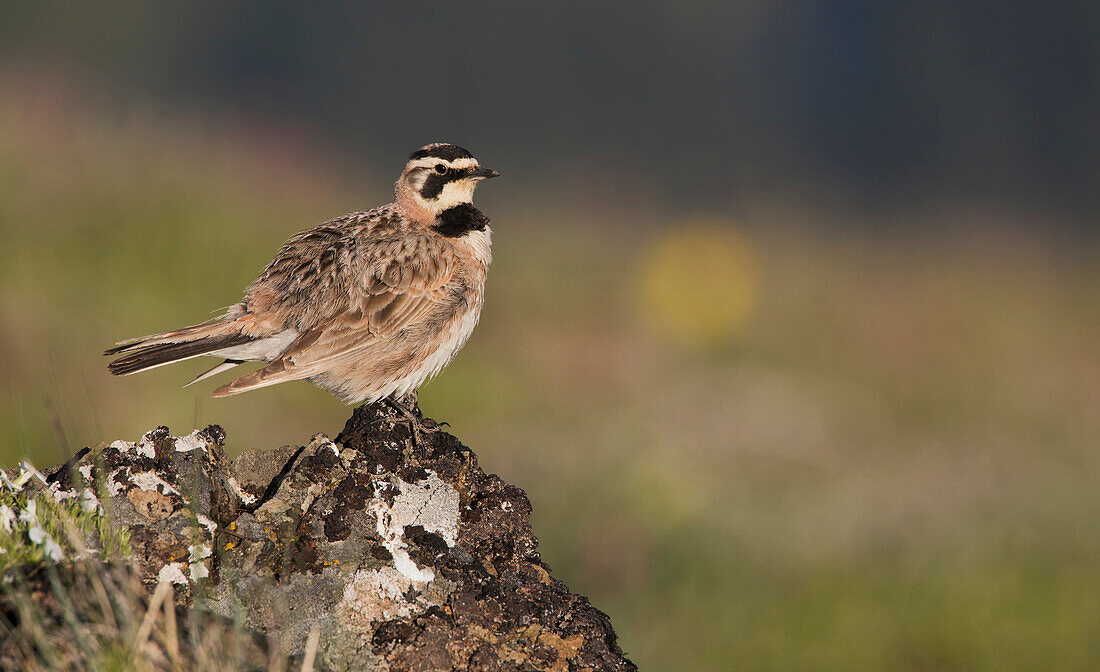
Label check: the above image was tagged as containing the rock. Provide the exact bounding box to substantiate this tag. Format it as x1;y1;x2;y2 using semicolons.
8;403;636;672
35;424;239;587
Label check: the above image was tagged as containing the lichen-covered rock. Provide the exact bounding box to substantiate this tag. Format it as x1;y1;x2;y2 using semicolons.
12;403;636;672
21;425;242;591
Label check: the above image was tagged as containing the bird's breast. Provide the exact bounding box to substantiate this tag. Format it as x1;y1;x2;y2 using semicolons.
459;226;493;272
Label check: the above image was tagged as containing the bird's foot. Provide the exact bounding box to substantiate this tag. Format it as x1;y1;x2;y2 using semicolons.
383;396;444;448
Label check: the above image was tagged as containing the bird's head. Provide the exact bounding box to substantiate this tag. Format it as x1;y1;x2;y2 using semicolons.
395;143;499;221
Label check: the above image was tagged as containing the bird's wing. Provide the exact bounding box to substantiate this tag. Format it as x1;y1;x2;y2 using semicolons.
212;225;457;397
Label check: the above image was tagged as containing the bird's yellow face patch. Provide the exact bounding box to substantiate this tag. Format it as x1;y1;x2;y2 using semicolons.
433;178;479;210
403;156;488;214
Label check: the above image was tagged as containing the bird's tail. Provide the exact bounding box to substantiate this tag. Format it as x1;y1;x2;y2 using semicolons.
105;323;254;377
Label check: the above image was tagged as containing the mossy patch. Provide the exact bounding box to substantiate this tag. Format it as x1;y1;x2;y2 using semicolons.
0;464;129;576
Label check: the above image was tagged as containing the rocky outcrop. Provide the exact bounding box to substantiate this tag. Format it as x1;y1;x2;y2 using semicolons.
13;403;636;672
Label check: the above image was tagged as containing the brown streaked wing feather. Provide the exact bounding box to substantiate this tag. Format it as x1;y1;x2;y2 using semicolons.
210;326;369;398
253;221;356;332
362;289;441;336
213;284;450;397
216;228;459;397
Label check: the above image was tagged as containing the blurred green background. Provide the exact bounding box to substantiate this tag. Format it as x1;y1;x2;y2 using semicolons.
1;4;1098;670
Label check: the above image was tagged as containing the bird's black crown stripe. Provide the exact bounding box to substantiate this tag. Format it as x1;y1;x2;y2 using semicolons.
433;203;489;237
409;144;474;162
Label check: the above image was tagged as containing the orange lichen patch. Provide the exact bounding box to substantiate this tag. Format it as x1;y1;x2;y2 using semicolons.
457;623;587;672
531;563;553;585
126;488;175;521
537;631;587;672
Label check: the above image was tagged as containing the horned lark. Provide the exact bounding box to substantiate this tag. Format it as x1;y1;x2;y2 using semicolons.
106;143;498;411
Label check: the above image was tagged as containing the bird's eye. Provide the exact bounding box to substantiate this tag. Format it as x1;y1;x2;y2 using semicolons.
434;164;446;174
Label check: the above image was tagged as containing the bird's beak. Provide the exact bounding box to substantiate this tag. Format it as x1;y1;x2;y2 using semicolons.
469;166;500;180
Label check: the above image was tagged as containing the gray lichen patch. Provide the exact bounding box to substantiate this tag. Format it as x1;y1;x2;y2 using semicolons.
390;472;459;548
337;565;454;634
368;471;460;583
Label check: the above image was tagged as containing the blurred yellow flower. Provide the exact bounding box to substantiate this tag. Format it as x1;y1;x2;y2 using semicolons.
638;222;759;347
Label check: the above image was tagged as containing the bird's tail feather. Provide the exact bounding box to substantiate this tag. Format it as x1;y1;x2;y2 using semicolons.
106;331;254;376
184;359;244;387
211;358;302;398
104;320;242;355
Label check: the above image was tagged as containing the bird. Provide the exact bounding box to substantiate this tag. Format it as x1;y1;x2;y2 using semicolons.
105;142;498;419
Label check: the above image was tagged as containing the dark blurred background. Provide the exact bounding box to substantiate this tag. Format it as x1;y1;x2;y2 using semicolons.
1;3;1098;670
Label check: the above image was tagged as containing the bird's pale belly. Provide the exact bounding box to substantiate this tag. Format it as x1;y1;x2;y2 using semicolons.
316;297;484;404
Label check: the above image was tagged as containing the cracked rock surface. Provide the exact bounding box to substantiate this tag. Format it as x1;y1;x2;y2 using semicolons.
36;402;636;672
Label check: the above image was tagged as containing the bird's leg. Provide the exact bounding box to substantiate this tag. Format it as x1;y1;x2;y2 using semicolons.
397;390;420;416
389;399;424;449
400;391;451;430
383;393;443;448
394;391;450;430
